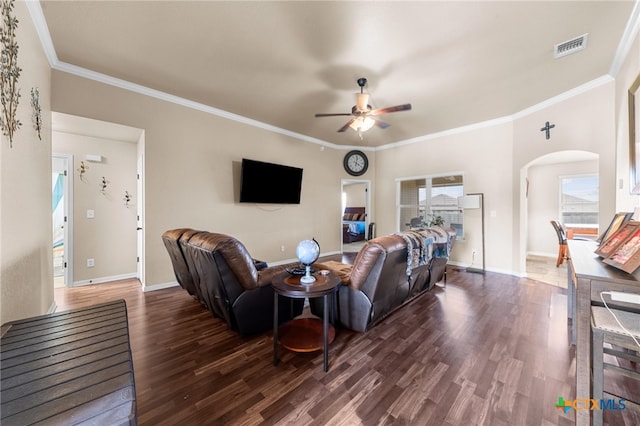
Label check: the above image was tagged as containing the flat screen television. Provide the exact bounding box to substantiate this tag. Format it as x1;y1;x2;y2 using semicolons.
239;158;303;204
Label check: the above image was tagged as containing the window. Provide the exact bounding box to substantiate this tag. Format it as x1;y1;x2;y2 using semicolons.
397;174;464;237
560;174;599;237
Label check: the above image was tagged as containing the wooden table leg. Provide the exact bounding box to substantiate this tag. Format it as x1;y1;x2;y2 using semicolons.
273;292;279;366
323;293;329;372
568;262;576;345
575;276;591;425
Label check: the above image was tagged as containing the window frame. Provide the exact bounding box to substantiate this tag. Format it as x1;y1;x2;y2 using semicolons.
558;173;599;236
396;172;465;237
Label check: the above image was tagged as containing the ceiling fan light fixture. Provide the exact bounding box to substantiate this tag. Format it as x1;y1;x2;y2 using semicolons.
356;93;369;112
350;116;375;132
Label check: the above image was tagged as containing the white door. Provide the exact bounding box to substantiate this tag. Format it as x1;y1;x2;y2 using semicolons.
52;154;73;286
340;179;371;252
136;155;144;284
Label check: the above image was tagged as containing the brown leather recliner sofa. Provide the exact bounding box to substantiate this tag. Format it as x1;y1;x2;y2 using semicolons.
314;228;456;332
162;229;303;335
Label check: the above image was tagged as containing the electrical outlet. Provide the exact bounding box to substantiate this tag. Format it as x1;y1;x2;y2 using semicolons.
87;258;95;268
610;291;640;304
280;245;285;252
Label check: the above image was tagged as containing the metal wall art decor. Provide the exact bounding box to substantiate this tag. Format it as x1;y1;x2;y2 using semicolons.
0;0;22;147
100;176;108;194
540;121;555;140
78;160;88;181
31;87;41;140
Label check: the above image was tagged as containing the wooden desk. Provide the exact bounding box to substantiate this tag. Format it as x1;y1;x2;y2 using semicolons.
1;300;136;425
567;240;640;425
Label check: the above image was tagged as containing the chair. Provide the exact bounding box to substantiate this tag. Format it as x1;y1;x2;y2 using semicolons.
367;222;375;240
161;228;202;300
168;230;304;335
406;217;422;230
550;220;568;267
591;306;640;426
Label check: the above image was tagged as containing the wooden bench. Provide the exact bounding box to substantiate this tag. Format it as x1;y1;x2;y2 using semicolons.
1;300;136;425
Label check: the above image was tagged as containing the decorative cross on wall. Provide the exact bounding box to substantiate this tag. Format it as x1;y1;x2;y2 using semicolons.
540;121;555;140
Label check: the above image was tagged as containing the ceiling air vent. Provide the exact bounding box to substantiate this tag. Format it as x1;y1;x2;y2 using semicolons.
554;33;588;59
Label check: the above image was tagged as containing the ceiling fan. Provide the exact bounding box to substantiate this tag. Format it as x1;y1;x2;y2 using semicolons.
314;77;412;136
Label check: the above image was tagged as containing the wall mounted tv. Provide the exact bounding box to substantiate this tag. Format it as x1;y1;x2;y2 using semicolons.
239;158;303;204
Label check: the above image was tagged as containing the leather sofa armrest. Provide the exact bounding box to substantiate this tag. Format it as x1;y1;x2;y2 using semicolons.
315;261;353;284
256;262;300;287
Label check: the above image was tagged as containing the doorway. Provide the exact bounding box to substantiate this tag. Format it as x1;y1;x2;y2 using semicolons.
521;150;599;286
52;112;144;288
341;179;371;253
52;154;73;287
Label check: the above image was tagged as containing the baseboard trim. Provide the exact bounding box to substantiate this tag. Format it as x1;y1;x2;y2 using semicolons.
527;251;556;258
71;272;138;287
48;301;57;314
143;281;179;292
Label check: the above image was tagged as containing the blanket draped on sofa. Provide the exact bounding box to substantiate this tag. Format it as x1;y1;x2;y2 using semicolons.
395;226;453;276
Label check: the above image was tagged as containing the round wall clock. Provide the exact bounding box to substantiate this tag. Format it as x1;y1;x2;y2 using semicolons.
343;150;369;176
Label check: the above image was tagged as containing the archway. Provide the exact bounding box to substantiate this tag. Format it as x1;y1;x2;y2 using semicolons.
520;150;599;285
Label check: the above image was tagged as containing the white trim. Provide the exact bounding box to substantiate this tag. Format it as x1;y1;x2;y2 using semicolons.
71;272;138;287
527;251;557;259
512;75;613;120
378;116;514;151
48;301;57;314
609;0;640;77
143;281;179;292
25;1;58;65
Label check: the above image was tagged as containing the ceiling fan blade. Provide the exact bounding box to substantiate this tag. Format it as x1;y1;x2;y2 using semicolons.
369;103;412;116
373;118;390;129
338;119;355;132
315;113;353;117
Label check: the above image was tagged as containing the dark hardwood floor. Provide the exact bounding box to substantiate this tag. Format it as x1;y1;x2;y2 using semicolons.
54;266;640;425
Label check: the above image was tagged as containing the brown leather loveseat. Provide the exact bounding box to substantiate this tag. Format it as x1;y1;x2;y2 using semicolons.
315;228;456;332
162;229;303;335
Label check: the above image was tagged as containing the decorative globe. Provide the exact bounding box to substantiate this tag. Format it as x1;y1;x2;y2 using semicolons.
296;239;320;285
296;239;320;266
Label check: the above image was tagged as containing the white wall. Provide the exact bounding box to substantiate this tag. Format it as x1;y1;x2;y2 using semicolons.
527;159;598;257
0;1;52;324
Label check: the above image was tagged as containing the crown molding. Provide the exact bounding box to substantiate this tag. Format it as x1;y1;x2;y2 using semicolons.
609;0;640;77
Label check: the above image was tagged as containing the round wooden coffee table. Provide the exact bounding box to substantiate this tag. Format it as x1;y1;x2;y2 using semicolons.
272;271;341;372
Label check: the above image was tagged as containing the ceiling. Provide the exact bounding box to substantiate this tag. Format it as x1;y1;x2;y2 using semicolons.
38;1;637;148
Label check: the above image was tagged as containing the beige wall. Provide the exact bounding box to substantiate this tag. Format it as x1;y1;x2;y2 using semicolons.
344;183;366;208
51;71;373;289
513;82;616;274
52;132;138;283
376;81;616;275
0;1;52;324
375;123;514;273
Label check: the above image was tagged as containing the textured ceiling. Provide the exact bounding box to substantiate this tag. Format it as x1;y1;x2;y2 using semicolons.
40;1;636;148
